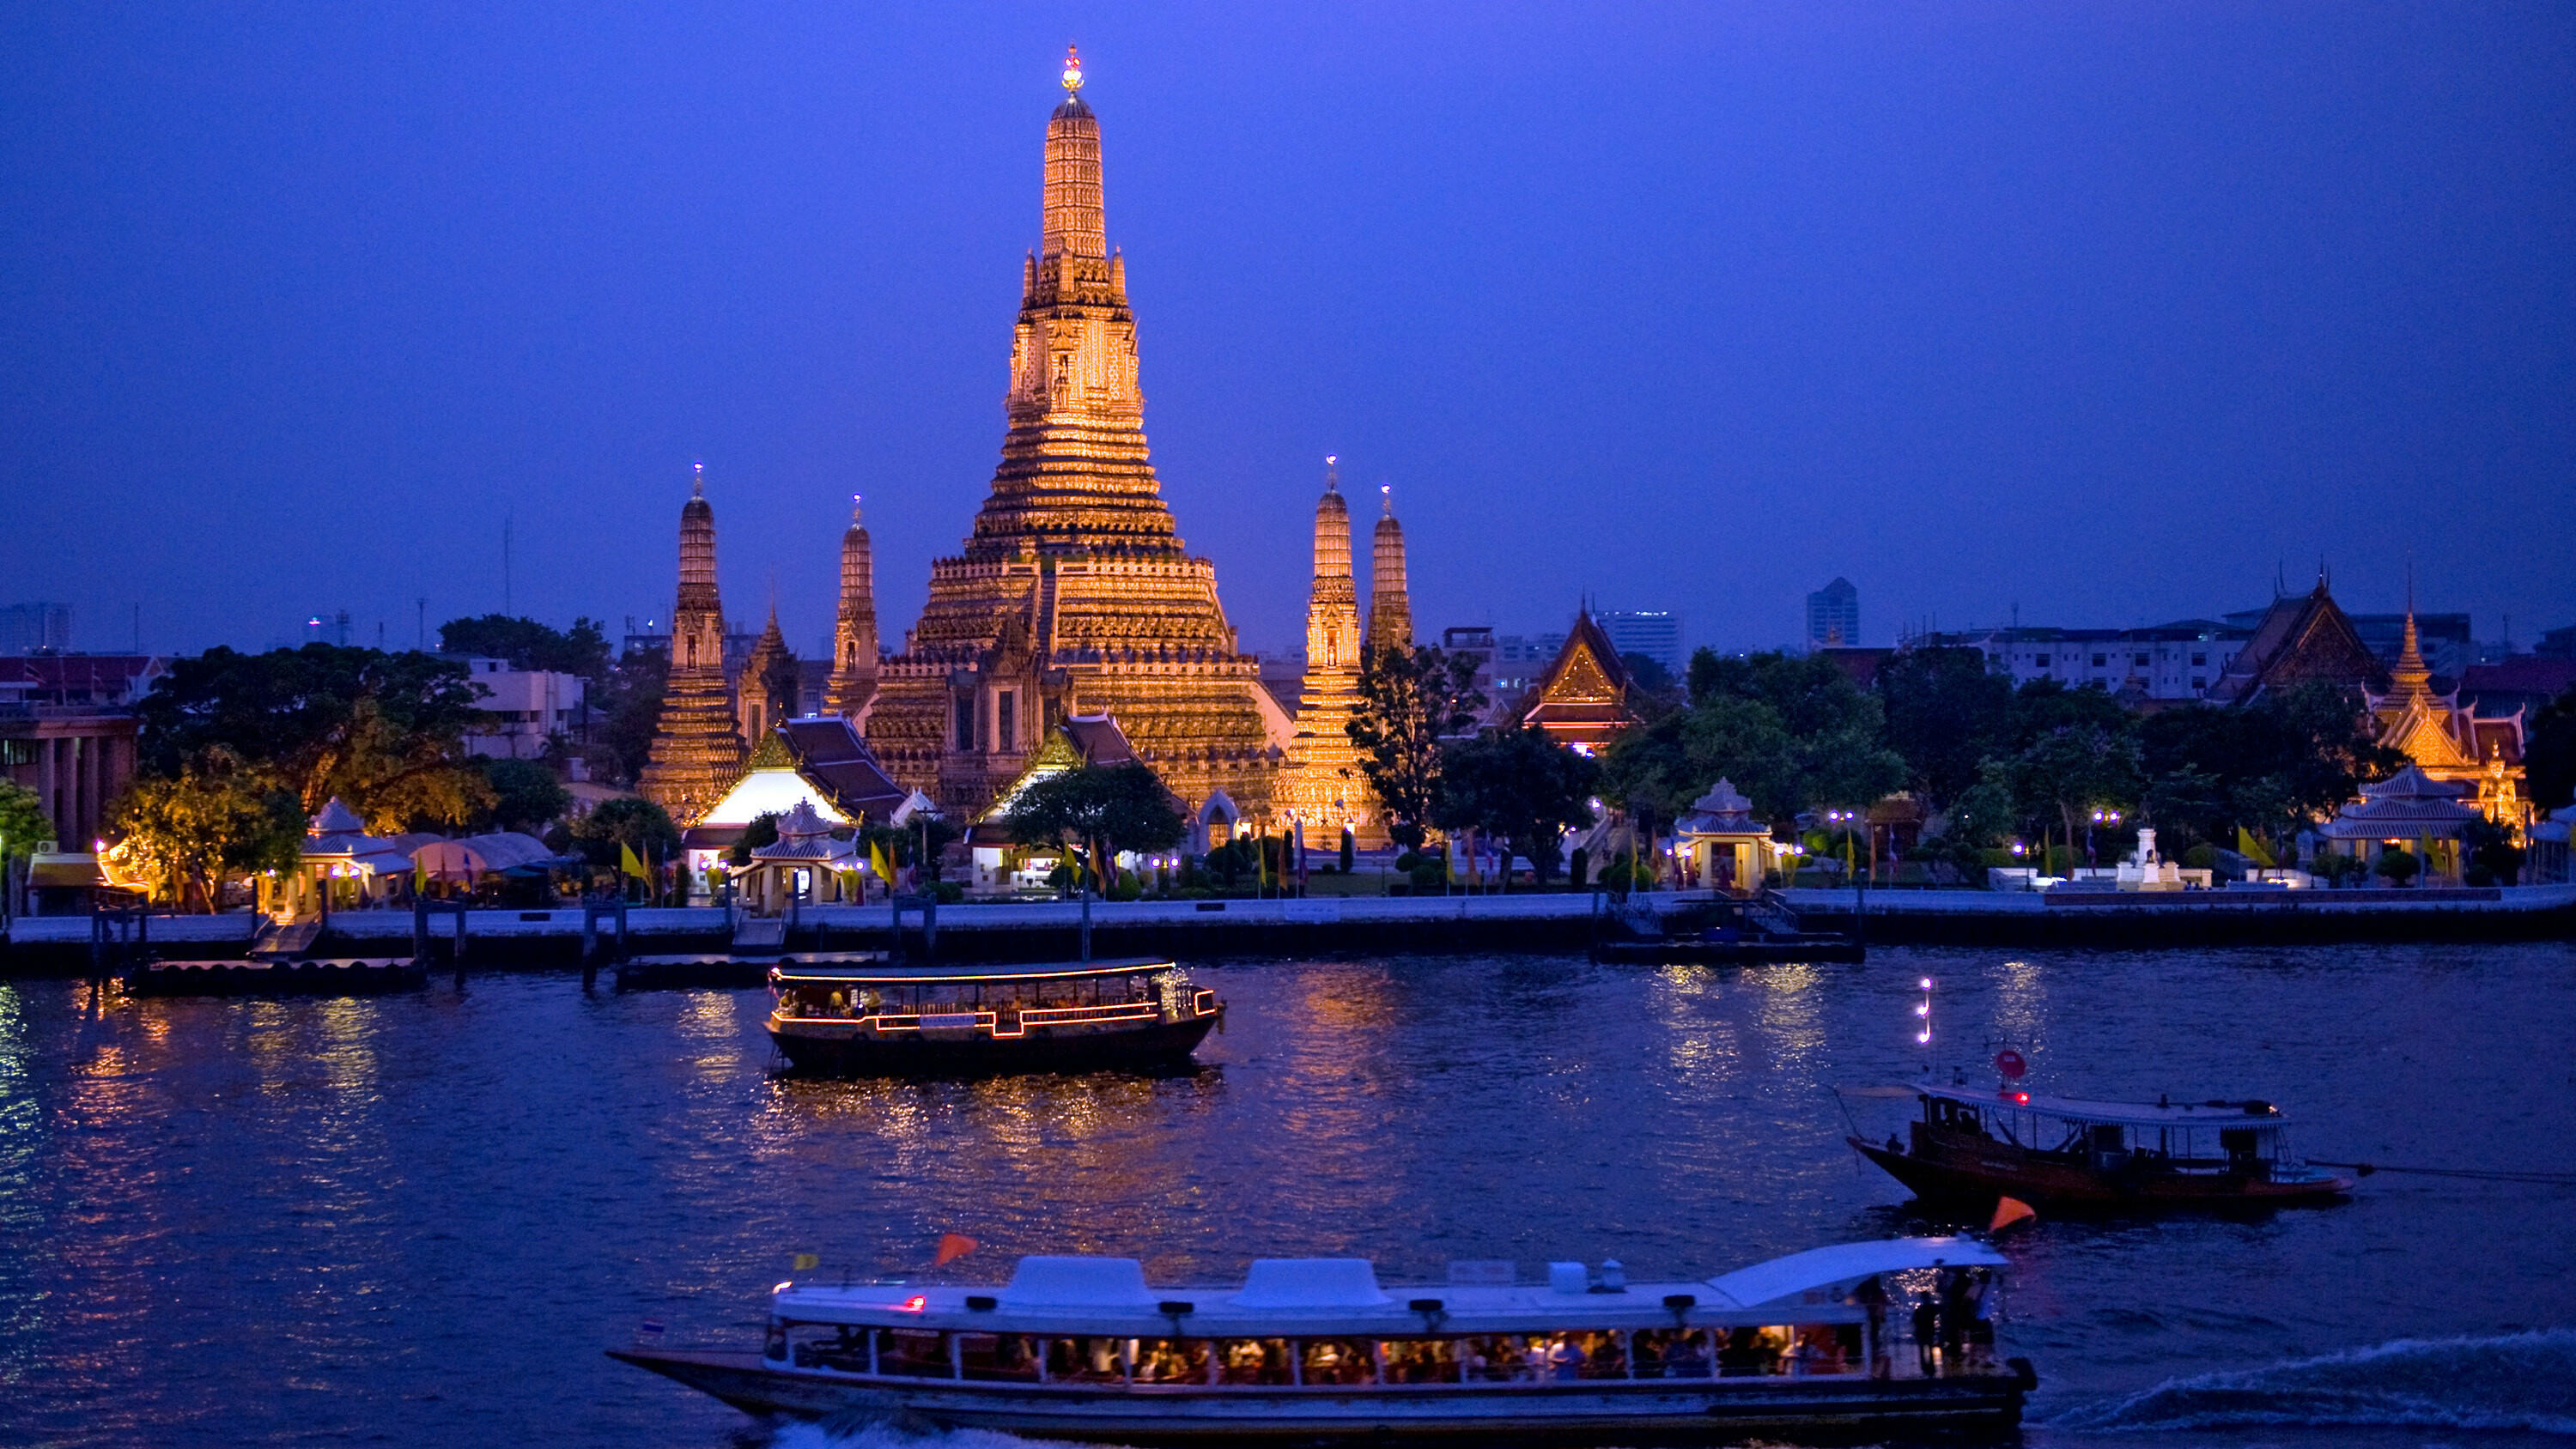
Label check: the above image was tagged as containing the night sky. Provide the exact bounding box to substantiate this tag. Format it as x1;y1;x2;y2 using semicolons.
5;3;2571;660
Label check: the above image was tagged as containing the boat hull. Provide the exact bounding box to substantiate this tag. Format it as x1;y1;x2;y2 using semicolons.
769;1013;1218;1076
1849;1136;2355;1209
610;1349;2031;1446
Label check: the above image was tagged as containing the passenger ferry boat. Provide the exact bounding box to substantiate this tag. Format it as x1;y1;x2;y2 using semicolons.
611;1239;2035;1444
767;958;1222;1075
1848;1073;2356;1209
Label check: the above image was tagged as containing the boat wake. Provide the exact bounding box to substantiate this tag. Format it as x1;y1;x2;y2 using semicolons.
2039;1328;2576;1435
771;1419;1090;1449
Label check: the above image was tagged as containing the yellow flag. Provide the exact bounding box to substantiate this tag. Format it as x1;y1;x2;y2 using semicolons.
872;839;893;883
2236;827;2275;869
620;842;648;881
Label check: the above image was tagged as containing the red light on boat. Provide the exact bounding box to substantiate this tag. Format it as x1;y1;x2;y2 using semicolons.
2013;1092;2030;1104
902;1294;927;1312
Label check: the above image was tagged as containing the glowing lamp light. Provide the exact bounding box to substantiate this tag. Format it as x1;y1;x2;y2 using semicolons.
775;1281;793;1294
901;1294;927;1313
2013;1092;2031;1104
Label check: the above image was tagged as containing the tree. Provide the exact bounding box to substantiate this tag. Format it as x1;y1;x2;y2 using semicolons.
436;615;614;682
0;780;49;863
2373;846;2420;886
1431;726;1601;884
136;644;493;829
570;797;680;871
2007;724;2144;853
1006;764;1186;893
1877;647;2014;808
727;811;782;868
592;645;668;788
474;758;573;835
2137;683;2401;853
105;749;303;912
2524;686;2576;811
1347;645;1486;851
1604;650;1904;827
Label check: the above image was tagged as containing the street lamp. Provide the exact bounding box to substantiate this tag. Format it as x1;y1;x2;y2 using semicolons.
2087;807;2123;869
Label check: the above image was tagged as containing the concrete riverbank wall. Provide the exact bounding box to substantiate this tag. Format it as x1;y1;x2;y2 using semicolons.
6;884;2570;976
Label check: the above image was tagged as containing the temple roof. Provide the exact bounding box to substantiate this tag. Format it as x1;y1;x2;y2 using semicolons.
2206;580;2385;705
781;715;908;821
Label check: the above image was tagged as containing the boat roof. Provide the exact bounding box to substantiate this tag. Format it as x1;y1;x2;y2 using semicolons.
1915;1078;2291;1128
770;957;1178;985
768;1238;2003;1336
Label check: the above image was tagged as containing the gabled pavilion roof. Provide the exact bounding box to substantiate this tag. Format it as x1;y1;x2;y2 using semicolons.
2205;581;2385;706
1522;610;1637;748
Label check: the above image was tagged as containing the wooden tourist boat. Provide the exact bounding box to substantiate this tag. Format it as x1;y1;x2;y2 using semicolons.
611;1239;2035;1445
766;958;1223;1075
1846;1075;2356;1210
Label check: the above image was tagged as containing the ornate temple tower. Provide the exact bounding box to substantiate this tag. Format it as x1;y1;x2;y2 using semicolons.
824;494;879;724
867;48;1283;817
1277;459;1381;843
1368;482;1412;655
639;466;748;824
737;606;791;746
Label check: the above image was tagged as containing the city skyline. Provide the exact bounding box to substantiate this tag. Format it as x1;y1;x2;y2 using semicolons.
4;7;2572;659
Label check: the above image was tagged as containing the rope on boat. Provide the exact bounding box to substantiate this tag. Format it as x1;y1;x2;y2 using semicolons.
2309;1160;2576;1186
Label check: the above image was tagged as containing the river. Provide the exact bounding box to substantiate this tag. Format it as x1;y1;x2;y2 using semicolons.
3;943;2572;1447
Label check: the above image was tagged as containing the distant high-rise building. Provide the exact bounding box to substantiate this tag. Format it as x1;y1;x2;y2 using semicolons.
1597;610;1683;677
0;603;71;655
1807;579;1859;649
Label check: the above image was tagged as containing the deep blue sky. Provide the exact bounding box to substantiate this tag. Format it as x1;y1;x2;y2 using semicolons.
5;3;2572;659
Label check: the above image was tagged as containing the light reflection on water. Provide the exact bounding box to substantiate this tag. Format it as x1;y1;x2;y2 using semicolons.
0;944;2569;1448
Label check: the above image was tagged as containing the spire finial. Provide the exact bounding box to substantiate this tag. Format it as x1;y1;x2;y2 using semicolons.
691;461;704;497
851;492;864;523
1380;482;1393;516
1324;455;1339;492
1062;44;1083;93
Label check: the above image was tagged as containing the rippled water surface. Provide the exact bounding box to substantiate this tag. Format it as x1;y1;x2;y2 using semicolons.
3;943;2573;1447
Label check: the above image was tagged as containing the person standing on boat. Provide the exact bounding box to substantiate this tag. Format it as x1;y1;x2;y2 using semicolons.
1851;1275;1892;1379
1547;1337;1587;1380
1912;1294;1941;1375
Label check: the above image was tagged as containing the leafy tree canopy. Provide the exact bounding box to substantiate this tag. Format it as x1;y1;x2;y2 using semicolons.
436;615;614;682
1607;649;1906;825
476;758;573;835
1876;646;2014;808
2524;686;2576;811
0;780;56;860
1431;726;1600;883
136;644;493;832
1006;763;1186;890
593;645;668;789
106;748;304;912
569;796;681;869
1347;645;1486;851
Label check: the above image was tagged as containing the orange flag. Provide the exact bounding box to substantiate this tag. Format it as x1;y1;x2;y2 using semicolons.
934;1233;981;1267
1990;1196;2037;1233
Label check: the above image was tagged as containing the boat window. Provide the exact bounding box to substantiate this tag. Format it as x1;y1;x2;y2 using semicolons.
1297;1338;1377;1385
781;1322;867;1372
1458;1334;1541;1380
1787;1324;1862;1375
957;1332;1042;1381
1375;1338;1456;1384
1216;1337;1293;1385
874;1328;953;1378
1716;1326;1789;1376
1133;1338;1212;1384
1045;1337;1127;1384
1632;1327;1712;1378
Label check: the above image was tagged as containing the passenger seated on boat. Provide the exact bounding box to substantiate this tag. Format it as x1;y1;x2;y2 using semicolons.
1302;1338;1375;1385
1577;1331;1624;1378
1520;1338;1549;1379
1717;1327;1777;1377
1218;1337;1292;1385
1135;1339;1206;1383
879;1329;950;1377
1546;1336;1587;1380
1640;1329;1710;1378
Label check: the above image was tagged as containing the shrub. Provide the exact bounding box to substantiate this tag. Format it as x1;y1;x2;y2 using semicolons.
2373;847;2420;886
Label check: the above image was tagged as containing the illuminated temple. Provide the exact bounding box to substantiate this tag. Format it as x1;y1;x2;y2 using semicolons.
866;50;1286;818
1275;460;1382;846
638;467;749;824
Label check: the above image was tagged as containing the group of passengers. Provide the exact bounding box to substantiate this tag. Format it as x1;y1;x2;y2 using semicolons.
1909;1269;1996;1375
781;981;1145;1021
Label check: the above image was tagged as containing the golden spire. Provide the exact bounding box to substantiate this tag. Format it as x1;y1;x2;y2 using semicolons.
2393;565;2433;700
1369;481;1412;652
1062;43;1083;93
1043;45;1104;262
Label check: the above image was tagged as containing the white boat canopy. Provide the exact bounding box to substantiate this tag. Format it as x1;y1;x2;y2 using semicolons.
1000;1257;1159;1310
1704;1237;2006;1310
1230;1259;1394;1310
1914;1079;2292;1129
